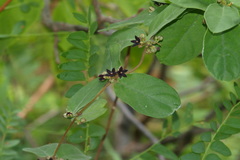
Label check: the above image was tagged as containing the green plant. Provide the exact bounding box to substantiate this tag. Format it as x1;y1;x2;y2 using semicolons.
1;0;240;160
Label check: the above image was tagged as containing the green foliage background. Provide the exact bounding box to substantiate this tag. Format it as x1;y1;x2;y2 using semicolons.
1;0;240;160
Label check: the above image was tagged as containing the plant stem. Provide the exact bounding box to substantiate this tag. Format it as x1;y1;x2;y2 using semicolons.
94;97;118;160
52;117;76;158
52;82;111;158
127;49;146;74
0;0;12;12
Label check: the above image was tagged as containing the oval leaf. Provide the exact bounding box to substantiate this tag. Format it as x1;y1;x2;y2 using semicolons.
157;12;205;65
67;79;108;114
170;0;215;11
114;73;181;118
57;71;85;81
76;99;107;122
203;26;240;80
205;153;221;160
23;143;90;160
204;4;240;33
61;49;88;60
59;61;86;71
210;140;231;156
148;4;185;38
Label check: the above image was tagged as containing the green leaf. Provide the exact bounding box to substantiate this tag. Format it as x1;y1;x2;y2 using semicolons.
180;153;201;160
90;21;98;35
65;84;83;98
73;13;87;23
68;130;86;143
151;144;178;160
229;92;237;105
231;0;240;7
23;143;90;160
114;73;181;118
67;79;108;114
234;82;240;98
57;71;85;81
148;4;186;38
203;26;240;80
201;132;212;142
204;4;240;33
223;100;232;111
89;124;105;137
210;140;231;156
183;103;193;125
139;152;156;160
172;112;180;130
61;49;88;60
59;61;86;71
102;27;145;69
214;105;223;123
4;140;20;148
156;12;205;65
170;0;215;10
191;141;205;153
210;121;218;131
89;137;101;150
205;153;221;160
76;99;107;122
68;31;88;41
100;7;165;31
11;21;26;35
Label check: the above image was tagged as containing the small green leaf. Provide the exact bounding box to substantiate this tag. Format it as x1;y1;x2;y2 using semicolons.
170;0;215;10
65;84;83;98
214;132;231;140
89;124;105;137
203;26;240;80
23;143;90;160
151;144;178;160
223;100;232;111
210;121;218;131
210;141;231;156
183;103;193;125
148;4;186;38
20;3;31;13
191;141;205;153
68;130;86;143
204;4;240;33
73;13;87;23
100;7;165;31
76;99;107;122
11;21;26;35
172;112;180;130
214;105;223;123
59;61;86;71
68;31;88;41
114;73;181;118
4;140;20;148
57;71;85;81
229;92;237;105
231;0;240;7
61;49;88;60
139;152;156;160
219;125;240;134
67;79;108;114
90;21;98;35
89;137;101;150
205;153;221;160
201;132;212;142
234;82;240;98
180;153;201;160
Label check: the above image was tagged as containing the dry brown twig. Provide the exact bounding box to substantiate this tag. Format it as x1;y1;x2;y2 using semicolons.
0;0;12;12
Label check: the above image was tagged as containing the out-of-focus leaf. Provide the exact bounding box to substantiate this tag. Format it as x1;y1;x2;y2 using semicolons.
65;84;83;98
57;71;85;81
210;140;231;156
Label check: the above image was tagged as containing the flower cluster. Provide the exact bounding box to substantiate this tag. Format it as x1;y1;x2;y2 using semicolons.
98;66;128;82
130;34;163;54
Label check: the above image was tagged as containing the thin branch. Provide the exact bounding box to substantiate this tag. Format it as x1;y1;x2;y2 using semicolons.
106;87;159;144
0;0;12;12
94;97;118;160
127;49;146;74
18;75;55;118
124;47;131;69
